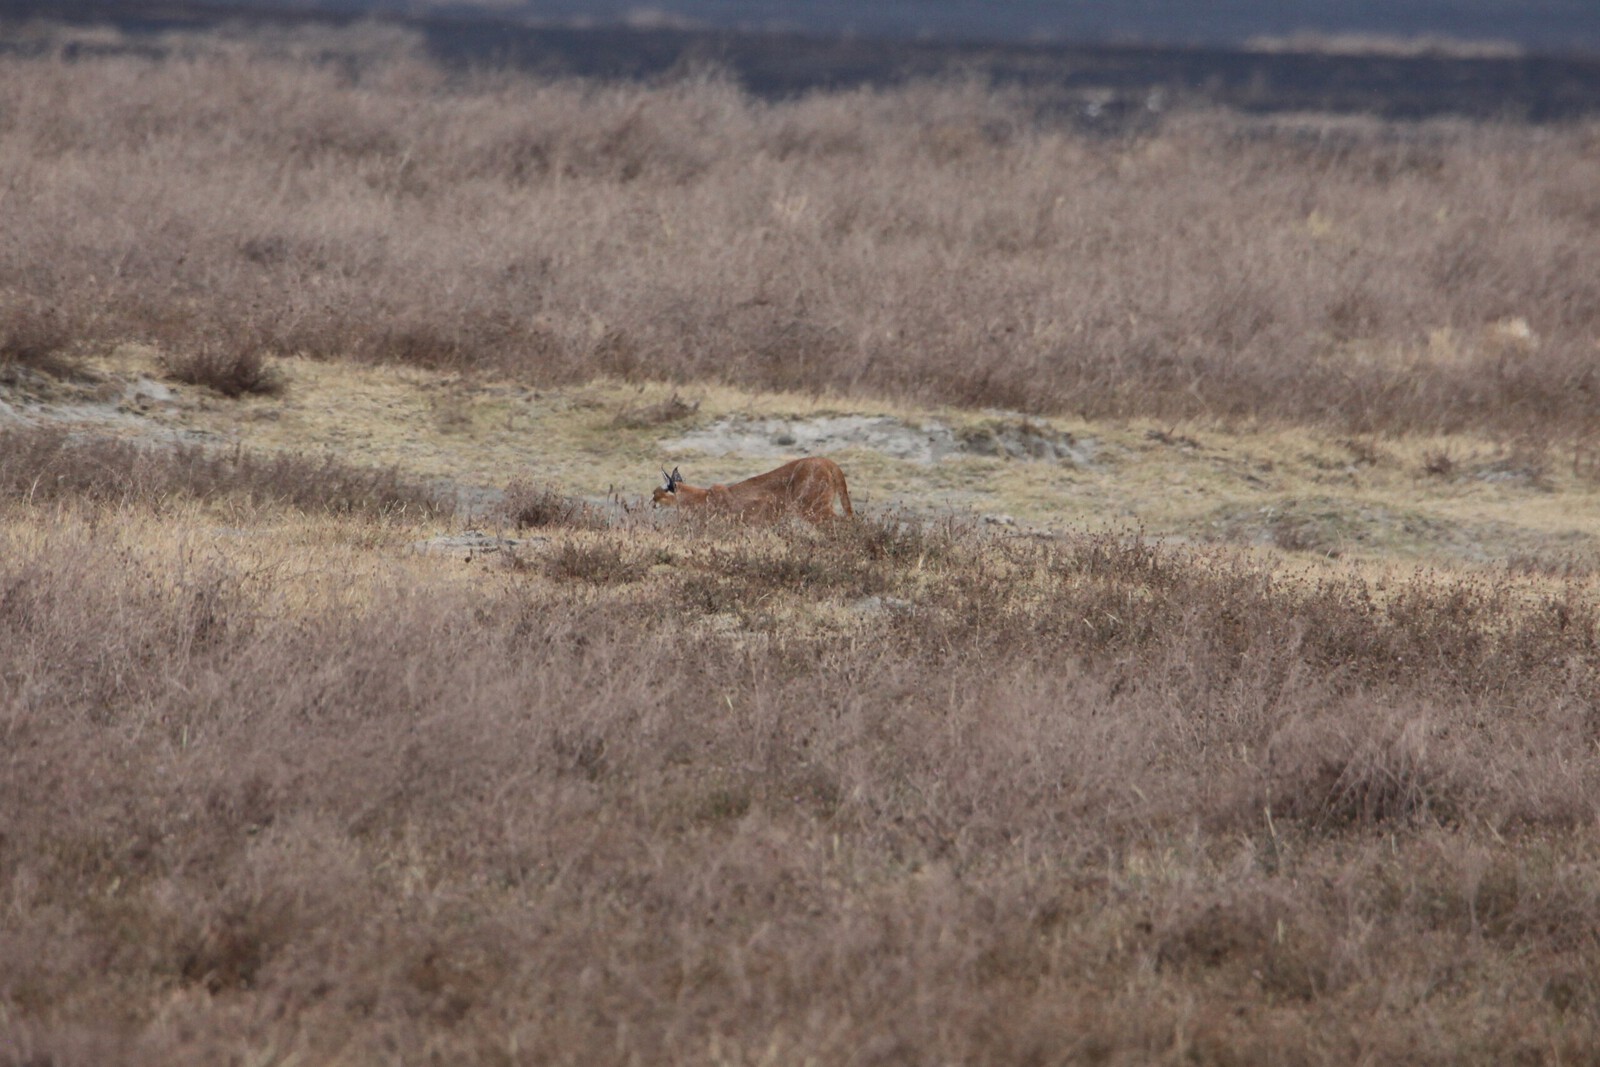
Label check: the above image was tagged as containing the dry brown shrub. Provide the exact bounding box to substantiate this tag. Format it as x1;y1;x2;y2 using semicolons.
163;332;287;398
1422;449;1457;477
3;41;1600;437
543;538;650;583
0;426;448;516
0;301;79;380
498;478;608;529
1264;711;1462;829
6;514;1600;1061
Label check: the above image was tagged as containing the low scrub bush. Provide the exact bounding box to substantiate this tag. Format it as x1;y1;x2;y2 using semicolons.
498;479;608;529
542;538;651;583
3;512;1600;1062
0;426;448;517
0;301;79;380
163;336;287;398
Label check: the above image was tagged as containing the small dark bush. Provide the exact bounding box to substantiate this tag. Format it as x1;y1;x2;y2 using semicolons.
543;539;650;583
164;340;286;398
499;479;608;530
1422;450;1457;477
0;303;79;379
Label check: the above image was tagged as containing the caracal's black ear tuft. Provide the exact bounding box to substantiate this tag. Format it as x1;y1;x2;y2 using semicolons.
661;468;674;491
669;466;683;488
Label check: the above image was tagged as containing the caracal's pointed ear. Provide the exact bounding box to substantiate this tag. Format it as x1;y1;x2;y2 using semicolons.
661;467;675;491
669;466;683;488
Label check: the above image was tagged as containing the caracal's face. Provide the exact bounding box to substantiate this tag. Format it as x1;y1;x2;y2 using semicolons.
652;487;677;507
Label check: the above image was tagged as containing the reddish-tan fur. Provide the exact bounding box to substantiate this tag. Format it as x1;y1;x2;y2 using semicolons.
652;458;853;524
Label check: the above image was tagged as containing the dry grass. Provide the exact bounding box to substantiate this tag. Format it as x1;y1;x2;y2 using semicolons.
4;477;1600;1062
7;20;1600;1065
0;425;448;517
162;332;288;399
0;301;81;381
611;390;700;429
498;477;608;529
2;29;1599;439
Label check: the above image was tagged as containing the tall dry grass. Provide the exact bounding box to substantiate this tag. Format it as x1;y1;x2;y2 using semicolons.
3;29;1600;436
0;425;449;516
5;473;1600;1061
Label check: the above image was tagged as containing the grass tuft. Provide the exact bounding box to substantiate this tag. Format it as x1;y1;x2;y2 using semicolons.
164;339;287;399
498;479;608;530
0;302;80;380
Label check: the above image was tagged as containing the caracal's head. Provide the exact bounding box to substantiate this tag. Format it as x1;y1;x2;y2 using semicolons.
651;467;683;507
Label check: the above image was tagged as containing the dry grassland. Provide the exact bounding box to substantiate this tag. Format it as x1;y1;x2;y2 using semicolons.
4;27;1600;436
6;479;1600;1064
5;23;1600;1067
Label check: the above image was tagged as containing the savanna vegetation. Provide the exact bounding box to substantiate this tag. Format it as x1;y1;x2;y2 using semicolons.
4;22;1600;436
4;20;1600;1066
